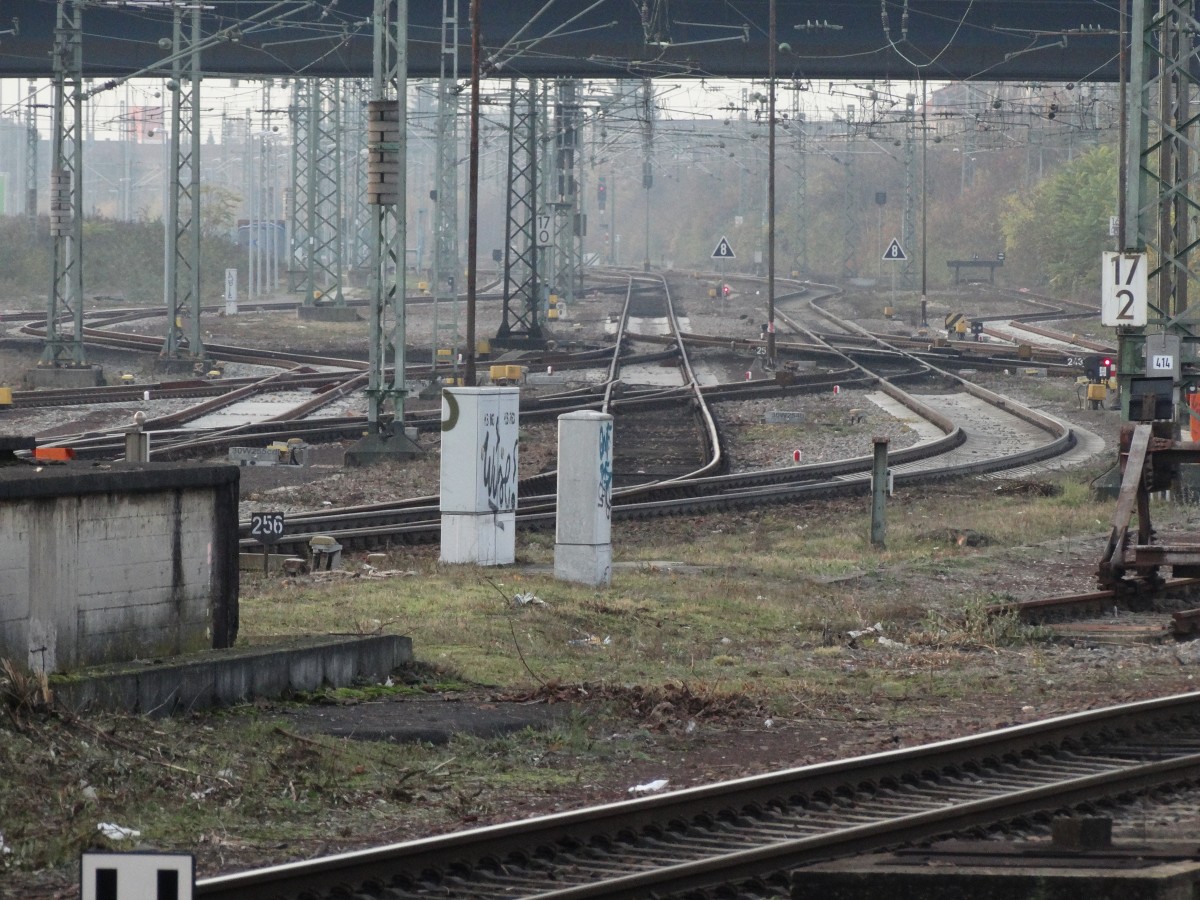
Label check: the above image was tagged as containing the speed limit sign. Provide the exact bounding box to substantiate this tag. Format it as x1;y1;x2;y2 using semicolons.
1101;251;1148;326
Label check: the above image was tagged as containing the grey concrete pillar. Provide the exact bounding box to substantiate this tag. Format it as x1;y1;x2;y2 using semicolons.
439;387;519;565
124;424;149;462
554;411;613;586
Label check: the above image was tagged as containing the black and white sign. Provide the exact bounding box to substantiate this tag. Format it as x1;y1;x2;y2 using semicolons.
223;268;237;315
82;852;193;900
249;511;285;543
1101;251;1148;326
882;238;907;261
711;236;736;259
536;214;552;247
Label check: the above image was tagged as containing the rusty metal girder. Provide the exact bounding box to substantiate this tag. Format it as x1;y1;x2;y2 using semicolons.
1098;423;1200;591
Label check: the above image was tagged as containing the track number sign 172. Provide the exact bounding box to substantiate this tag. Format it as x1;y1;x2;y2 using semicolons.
1101;251;1148;327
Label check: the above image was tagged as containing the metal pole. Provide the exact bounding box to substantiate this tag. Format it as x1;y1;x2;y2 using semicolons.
920;78;928;327
466;0;481;387
766;0;776;365
870;437;890;547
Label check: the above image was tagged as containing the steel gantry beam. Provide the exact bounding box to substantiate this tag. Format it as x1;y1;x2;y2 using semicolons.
162;0;204;362
495;78;544;349
41;0;86;369
2;2;1131;82
430;0;461;366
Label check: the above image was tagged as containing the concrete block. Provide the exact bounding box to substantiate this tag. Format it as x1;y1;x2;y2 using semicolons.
554;411;613;546
53;636;415;714
554;542;613;587
296;305;360;322
440;512;516;565
309;535;343;571
288;652;325;693
214;657;254;705
25;366;104;388
251;652;290;698
321;646;355;688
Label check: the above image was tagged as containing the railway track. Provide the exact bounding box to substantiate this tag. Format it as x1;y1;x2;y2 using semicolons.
607;274;720;485
195;692;1200;899
230;277;1083;555
13;273;1085;555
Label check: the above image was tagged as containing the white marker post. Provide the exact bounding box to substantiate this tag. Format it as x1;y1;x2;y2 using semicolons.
554;411;614;586
81;852;193;900
439;387;520;565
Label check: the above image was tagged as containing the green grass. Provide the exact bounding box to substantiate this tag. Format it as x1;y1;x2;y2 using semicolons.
240;472;1117;691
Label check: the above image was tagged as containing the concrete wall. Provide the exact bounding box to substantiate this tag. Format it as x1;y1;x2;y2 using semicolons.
0;462;240;674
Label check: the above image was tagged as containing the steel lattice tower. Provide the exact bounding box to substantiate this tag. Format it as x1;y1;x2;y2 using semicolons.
552;79;582;305
961;115;977;192
840;159;857;281
496;79;543;348
287;80;310;292
1119;0;1200;425
305;79;345;306
345;80;373;282
789;87;807;276
431;0;460;364
41;0;86;368
358;0;417;451
1128;0;1200;323
162;1;203;361
25;80;37;227
640;77;654;273
902;92;916;289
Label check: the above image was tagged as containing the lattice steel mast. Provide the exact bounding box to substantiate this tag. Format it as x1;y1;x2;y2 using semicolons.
789;87;807;276
431;0;460;365
287;79;311;292
345;79;373;283
351;0;420;460
25;80;38;227
1120;0;1200;424
552;79;582;306
303;79;345;306
495;79;543;348
162;0;203;361
902;92;916;289
41;0;86;369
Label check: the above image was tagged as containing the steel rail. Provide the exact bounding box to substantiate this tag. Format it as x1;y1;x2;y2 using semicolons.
194;692;1200;900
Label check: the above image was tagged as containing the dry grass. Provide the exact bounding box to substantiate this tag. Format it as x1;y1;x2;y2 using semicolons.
5;470;1192;896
